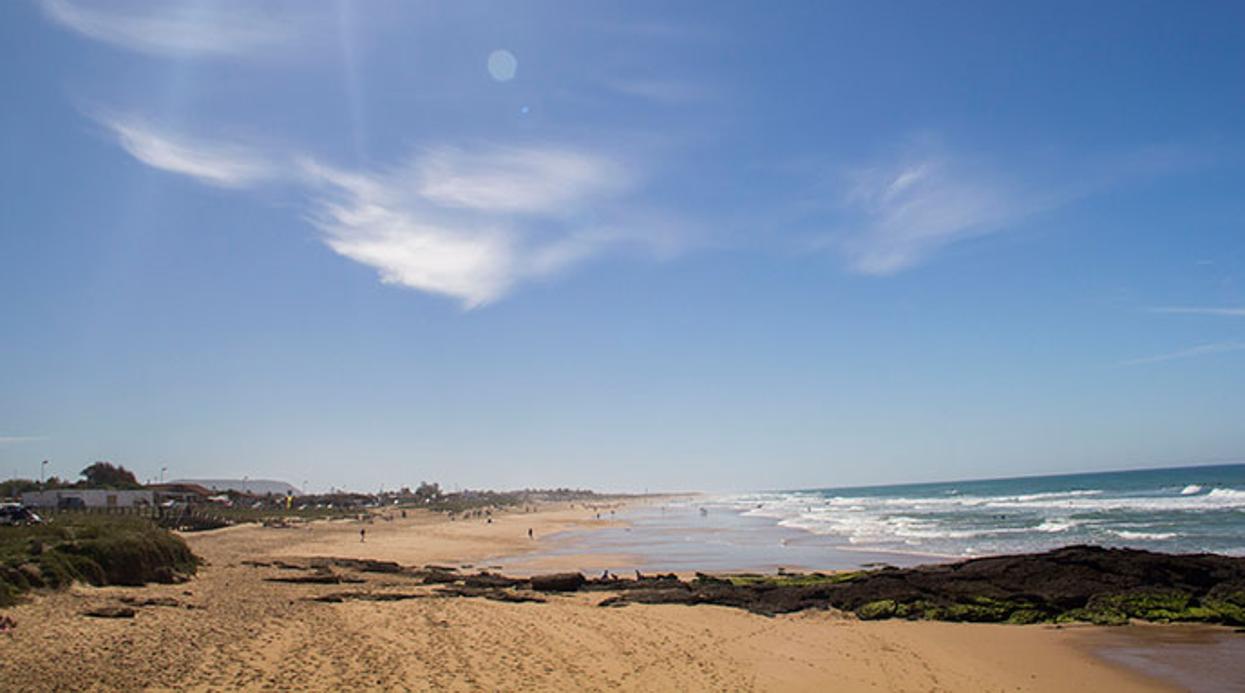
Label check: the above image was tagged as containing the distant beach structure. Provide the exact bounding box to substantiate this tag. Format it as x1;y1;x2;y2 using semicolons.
170;479;301;496
22;488;154;509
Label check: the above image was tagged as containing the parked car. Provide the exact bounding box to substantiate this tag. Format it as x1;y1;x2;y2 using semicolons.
0;503;44;526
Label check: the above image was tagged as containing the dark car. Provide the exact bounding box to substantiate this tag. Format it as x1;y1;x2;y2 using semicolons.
0;503;44;526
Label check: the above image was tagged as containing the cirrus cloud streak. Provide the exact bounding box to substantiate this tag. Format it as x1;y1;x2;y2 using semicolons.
1150;306;1245;317
97;113;277;188
94;114;679;307
1119;342;1245;366
39;0;303;58
834;157;1041;275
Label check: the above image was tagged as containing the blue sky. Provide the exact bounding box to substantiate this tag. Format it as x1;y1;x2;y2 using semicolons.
2;1;1244;492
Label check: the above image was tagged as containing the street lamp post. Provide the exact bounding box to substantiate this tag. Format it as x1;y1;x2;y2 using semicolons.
161;466;168;484
40;460;48;486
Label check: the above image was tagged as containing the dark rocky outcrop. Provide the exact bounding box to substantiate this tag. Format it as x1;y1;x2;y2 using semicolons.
593;546;1245;624
583;573;686;592
264;571;366;585
434;586;546;603
311;591;427;603
415;569;462;585
463;572;528;589
83;606;136;619
245;546;1245;626
118;596;184;608
530;573;586;592
313;558;404;574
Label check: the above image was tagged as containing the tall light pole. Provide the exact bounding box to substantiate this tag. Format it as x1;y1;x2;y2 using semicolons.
40;460;48;485
160;466;168;483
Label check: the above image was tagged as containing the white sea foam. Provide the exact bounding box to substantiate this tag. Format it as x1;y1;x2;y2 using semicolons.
811;488;1245;514
1035;518;1079;533
710;479;1245;557
1206;488;1245;501
1112;530;1178;541
727;485;1245;527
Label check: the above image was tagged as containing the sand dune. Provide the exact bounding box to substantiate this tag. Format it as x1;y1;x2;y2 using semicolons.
0;504;1170;691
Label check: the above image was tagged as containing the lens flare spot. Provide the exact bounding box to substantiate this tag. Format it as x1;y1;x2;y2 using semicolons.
487;50;517;82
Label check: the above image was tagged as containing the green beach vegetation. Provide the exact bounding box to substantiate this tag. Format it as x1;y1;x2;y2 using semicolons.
0;514;197;607
851;587;1245;626
721;571;864;587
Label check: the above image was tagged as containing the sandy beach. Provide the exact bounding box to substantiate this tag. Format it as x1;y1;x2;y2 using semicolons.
0;502;1192;692
9;1;1245;689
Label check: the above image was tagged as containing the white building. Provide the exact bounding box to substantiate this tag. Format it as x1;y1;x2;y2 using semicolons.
21;489;155;509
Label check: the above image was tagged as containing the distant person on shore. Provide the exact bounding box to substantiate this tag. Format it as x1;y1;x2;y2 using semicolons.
360;528;366;543
528;528;533;539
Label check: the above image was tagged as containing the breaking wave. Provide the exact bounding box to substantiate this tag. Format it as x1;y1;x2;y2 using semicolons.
719;466;1245;558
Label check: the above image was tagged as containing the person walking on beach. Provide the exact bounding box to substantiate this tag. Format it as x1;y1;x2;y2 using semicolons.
528;528;533;539
360;527;366;543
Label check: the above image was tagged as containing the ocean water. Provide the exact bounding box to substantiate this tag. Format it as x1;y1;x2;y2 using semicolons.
719;463;1245;559
496;463;1245;575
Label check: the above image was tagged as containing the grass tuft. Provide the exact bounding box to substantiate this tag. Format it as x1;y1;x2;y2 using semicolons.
0;515;198;606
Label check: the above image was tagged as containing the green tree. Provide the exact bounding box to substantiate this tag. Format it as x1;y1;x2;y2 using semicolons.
414;481;442;502
79;462;142;489
0;478;40;499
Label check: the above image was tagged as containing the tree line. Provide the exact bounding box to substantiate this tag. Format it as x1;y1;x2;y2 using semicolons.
0;461;142;498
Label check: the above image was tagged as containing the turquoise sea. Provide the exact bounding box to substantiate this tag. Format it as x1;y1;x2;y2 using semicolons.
508;463;1245;575
726;463;1245;559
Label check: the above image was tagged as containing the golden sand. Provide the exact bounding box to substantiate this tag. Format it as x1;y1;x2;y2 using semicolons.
0;504;1170;691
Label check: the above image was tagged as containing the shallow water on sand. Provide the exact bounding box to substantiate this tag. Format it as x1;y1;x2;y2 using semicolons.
501;502;936;574
1086;625;1245;693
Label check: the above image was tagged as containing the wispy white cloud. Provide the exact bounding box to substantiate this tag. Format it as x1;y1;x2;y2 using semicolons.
97;116;677;306
299;159;518;307
96;113;278;188
832;156;1039;275
302;147;651;307
1150;306;1245;317
0;436;46;445
1120;342;1245;366
798;139;1217;276
39;0;299;58
414;146;629;214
